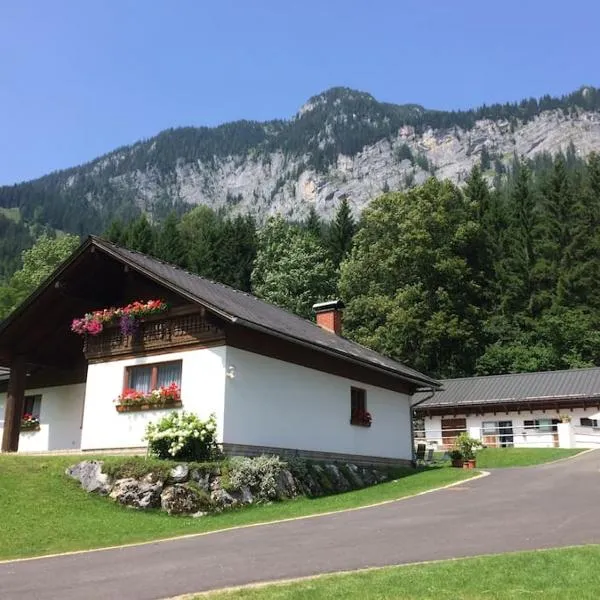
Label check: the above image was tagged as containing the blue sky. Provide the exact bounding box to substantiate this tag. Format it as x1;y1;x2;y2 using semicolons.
1;0;598;184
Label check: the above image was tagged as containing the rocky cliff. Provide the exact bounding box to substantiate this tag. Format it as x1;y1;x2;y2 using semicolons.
3;86;600;228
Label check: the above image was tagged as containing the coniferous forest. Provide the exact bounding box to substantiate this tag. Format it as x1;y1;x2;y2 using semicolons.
1;149;600;380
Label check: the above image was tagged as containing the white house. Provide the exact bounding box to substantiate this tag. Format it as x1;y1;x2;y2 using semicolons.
414;368;600;450
0;236;438;465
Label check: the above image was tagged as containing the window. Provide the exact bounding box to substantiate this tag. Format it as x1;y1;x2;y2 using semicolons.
23;395;42;418
524;418;554;432
350;387;370;426
482;421;498;435
580;418;599;428
125;360;182;393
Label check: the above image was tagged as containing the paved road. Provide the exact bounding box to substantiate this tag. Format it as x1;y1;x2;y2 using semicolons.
2;451;600;599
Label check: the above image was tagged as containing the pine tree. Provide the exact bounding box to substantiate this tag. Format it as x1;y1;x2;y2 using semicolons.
328;197;355;267
104;219;126;245
558;152;600;307
126;214;155;255
533;154;576;311
155;212;186;267
502;161;538;314
304;206;323;239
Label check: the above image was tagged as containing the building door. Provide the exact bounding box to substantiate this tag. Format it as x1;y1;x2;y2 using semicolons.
498;421;514;448
441;418;466;449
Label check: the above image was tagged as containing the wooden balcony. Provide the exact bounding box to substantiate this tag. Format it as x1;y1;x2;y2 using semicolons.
83;309;224;361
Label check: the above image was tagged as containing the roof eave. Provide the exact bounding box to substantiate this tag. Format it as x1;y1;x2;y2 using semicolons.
237;318;440;390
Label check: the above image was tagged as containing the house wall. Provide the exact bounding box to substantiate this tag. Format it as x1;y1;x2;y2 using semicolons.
421;407;600;449
80;346;227;450
0;384;85;451
223;347;413;462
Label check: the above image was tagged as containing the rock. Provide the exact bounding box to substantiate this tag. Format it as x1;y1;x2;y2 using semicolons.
324;464;351;492
359;467;377;486
343;463;365;488
168;464;189;483
211;487;238;509
66;461;111;495
109;478;163;509
160;484;205;515
276;469;298;498
189;469;211;491
230;485;254;505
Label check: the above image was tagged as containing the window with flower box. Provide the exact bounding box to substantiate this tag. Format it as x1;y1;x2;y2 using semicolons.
125;361;182;393
350;387;371;427
21;394;42;431
116;360;183;412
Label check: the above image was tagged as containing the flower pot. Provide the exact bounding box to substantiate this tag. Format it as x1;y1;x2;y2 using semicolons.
451;458;464;468
463;459;476;469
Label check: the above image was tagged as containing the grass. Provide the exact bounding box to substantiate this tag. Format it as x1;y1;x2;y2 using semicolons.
475;447;583;468
433;447;584;468
0;455;475;561
201;545;600;600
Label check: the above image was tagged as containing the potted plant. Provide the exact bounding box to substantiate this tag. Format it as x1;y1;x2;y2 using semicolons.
449;449;464;468
455;433;483;469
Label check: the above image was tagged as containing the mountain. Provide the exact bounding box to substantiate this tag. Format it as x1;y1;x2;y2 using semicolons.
2;85;600;240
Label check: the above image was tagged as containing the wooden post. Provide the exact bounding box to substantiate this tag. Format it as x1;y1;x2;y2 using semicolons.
1;356;26;452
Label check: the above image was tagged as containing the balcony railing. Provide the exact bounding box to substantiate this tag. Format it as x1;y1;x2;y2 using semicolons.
83;310;224;360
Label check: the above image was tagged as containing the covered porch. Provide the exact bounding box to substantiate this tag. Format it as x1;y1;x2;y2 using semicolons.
0;239;190;452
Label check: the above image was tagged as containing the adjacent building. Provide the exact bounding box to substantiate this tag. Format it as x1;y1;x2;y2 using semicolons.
414;368;600;449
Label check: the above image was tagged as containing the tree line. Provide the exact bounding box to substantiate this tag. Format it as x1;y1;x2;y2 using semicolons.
2;150;600;380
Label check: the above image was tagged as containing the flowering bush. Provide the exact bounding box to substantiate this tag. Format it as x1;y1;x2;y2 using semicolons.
71;299;167;336
144;412;219;461
351;409;372;427
227;455;286;501
21;413;40;430
116;382;181;409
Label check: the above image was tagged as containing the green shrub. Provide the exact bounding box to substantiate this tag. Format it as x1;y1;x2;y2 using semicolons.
144;412;219;461
286;456;308;480
227;455;286;500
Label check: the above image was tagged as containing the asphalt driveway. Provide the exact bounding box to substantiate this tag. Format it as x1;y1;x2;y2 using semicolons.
2;450;600;599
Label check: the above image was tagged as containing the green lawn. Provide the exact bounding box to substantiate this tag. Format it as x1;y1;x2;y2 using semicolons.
0;455;475;561
201;545;600;600
475;447;583;468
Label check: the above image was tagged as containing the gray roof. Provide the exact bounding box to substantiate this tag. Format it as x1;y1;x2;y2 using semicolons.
414;367;600;409
93;237;438;388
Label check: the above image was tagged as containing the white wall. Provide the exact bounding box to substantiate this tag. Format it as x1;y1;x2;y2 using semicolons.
421;407;600;449
0;384;85;451
223;347;413;460
80;347;227;450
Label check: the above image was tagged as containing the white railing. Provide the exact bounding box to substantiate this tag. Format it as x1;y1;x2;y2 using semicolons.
572;425;600;448
414;424;561;449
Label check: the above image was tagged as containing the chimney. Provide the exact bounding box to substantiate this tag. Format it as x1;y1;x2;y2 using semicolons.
313;299;345;335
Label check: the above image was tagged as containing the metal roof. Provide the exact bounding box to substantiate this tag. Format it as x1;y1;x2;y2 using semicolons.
414;367;600;408
7;236;436;388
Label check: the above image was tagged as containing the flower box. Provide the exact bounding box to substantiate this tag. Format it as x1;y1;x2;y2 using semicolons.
350;409;372;427
116;400;183;413
72;300;168;337
115;382;182;413
21;413;40;431
21;423;41;432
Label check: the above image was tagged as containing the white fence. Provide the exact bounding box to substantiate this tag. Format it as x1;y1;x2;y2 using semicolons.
415;421;599;450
